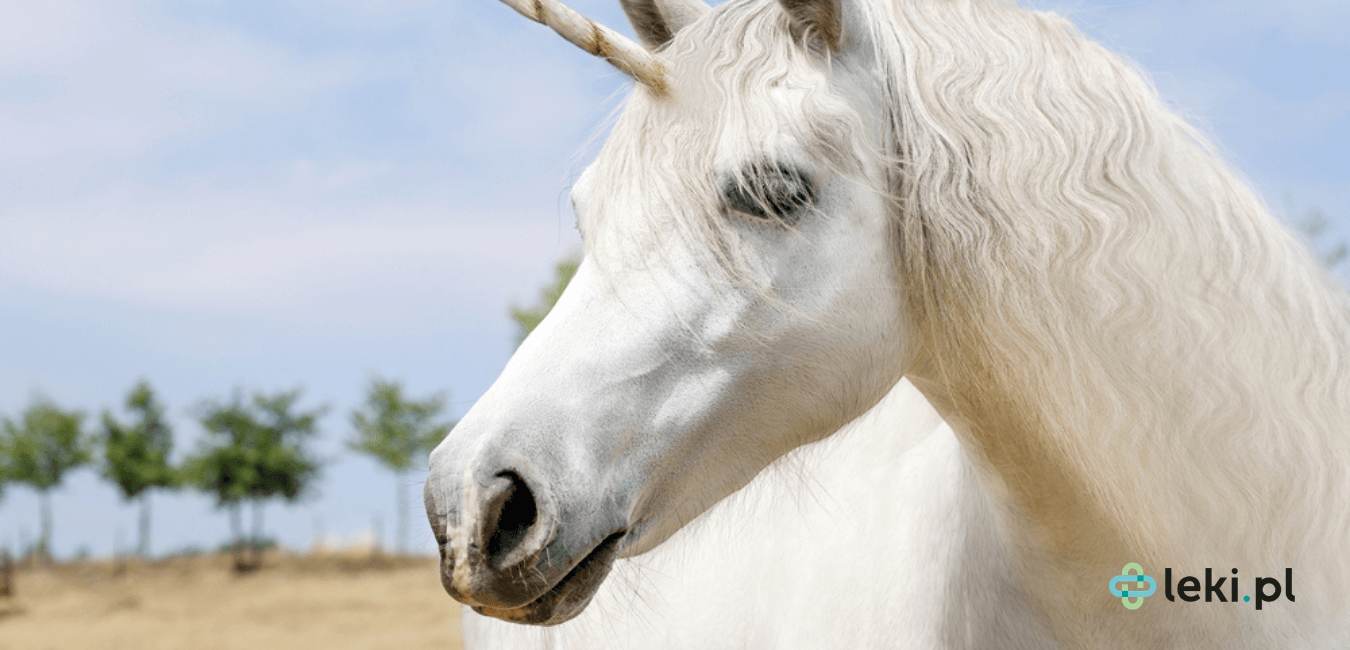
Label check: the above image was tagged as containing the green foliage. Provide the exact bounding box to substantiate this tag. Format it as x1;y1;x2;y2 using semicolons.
251;390;326;502
349;379;455;472
184;395;256;507
101;381;177;501
510;258;579;345
0;396;91;493
184;388;326;508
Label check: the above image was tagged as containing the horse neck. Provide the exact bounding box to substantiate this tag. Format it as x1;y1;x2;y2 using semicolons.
902;165;1350;638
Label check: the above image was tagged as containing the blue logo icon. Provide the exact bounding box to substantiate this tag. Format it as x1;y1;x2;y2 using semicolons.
1109;563;1156;610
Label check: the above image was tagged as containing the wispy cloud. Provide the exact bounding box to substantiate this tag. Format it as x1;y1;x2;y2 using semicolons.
0;2;374;168
0;0;600;333
0;184;579;329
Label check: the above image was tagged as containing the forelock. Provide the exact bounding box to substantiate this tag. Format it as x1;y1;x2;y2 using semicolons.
579;0;877;284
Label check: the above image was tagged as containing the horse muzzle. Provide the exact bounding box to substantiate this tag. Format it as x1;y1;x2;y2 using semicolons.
424;452;628;625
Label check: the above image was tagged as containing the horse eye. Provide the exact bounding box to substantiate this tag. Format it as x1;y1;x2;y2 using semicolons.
721;165;815;225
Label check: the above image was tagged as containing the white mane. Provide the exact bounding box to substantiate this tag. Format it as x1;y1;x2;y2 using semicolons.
866;0;1350;642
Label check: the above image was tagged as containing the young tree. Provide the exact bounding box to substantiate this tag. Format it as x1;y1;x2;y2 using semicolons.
101;381;178;558
0;396;91;560
248;390;325;549
183;393;254;568
185;389;325;570
510;256;579;345
349;379;455;554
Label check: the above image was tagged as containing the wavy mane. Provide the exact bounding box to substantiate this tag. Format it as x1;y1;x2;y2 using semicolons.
847;1;1350;636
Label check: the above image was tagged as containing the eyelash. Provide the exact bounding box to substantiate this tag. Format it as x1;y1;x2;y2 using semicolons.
722;166;815;226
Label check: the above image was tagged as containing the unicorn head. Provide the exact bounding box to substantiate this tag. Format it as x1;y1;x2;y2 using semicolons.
423;0;918;625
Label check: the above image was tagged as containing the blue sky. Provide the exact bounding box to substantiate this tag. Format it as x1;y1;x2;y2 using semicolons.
0;0;1346;558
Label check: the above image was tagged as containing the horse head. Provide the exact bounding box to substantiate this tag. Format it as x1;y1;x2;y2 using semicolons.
424;0;909;625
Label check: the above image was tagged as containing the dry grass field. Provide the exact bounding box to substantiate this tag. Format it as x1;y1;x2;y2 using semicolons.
0;552;463;650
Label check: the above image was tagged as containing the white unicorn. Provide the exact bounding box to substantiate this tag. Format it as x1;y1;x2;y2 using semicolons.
424;0;1350;647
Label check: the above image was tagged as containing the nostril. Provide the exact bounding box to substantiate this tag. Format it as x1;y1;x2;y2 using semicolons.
483;472;538;566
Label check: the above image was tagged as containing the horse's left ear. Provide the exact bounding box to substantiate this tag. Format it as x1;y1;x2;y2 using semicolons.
779;0;844;53
620;0;711;50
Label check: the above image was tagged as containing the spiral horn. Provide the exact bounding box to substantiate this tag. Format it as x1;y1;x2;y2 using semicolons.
497;0;669;95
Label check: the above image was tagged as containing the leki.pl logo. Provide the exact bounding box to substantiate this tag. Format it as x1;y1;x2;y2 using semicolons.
1110;563;1296;610
1109;563;1156;610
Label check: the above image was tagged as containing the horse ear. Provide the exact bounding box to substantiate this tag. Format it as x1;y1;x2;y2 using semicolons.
620;0;711;50
779;0;843;53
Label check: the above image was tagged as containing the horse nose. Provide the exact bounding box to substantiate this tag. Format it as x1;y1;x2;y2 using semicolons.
428;464;560;609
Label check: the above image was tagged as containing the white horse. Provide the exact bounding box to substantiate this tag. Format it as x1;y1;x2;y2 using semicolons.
425;0;1350;646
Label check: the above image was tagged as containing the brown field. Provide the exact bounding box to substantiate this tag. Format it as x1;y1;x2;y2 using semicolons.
0;552;463;650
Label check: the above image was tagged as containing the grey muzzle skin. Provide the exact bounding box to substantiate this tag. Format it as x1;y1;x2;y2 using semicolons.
423;451;630;625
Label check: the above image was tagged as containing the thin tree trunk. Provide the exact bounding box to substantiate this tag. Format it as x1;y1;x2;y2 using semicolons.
229;503;243;568
396;470;408;556
38;490;52;563
1;548;13;597
138;494;152;558
373;512;383;556
251;500;264;565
